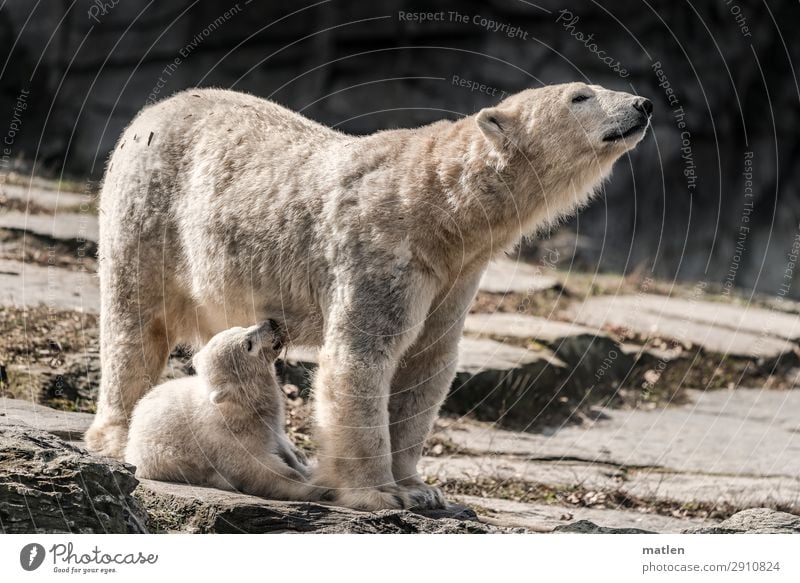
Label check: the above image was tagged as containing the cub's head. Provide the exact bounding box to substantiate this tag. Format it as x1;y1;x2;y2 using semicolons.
193;319;285;406
475;82;652;222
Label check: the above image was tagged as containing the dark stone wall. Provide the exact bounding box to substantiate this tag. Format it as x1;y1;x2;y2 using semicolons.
0;1;798;296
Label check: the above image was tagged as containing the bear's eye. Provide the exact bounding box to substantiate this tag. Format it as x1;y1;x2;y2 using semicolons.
572;94;590;104
244;338;253;352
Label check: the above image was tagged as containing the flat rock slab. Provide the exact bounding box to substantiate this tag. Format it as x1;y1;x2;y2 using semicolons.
633;294;800;341
436;388;800;477
465;312;597;344
568;294;800;360
135;479;514;533
0;210;98;243
0;258;98;310
1;397;93;440
455;495;711;534
479;258;560;294
2;182;88;210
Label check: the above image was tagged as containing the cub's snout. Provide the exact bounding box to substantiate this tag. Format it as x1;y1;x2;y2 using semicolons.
244;319;285;354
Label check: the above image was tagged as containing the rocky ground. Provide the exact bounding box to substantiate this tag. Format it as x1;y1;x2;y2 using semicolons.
2;174;800;533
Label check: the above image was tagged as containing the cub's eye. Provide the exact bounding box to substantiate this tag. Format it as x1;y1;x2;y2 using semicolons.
572;94;590;103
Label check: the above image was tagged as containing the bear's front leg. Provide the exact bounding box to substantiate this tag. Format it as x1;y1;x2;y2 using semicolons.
312;274;436;511
389;270;482;509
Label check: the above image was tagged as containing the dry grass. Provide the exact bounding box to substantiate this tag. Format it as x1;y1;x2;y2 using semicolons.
0;306;99;410
0;305;97;366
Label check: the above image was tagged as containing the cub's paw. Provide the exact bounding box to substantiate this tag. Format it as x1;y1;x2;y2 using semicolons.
84;419;128;459
396;478;448;510
279;440;312;478
320;484;416;512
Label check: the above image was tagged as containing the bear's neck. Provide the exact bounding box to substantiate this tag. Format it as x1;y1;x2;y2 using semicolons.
413;117;566;266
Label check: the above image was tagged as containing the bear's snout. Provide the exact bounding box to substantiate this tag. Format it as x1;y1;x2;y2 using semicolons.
633;98;653;118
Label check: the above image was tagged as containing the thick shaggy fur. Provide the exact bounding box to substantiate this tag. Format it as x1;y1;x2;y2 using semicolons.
125;322;317;500
87;82;650;510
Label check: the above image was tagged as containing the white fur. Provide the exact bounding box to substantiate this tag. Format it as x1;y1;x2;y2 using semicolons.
87;82;650;511
125;323;318;501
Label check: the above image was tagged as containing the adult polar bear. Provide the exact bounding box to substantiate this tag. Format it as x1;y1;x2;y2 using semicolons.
86;82;651;511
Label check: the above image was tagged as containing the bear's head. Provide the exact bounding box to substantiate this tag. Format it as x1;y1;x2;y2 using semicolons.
474;82;652;227
192;319;285;406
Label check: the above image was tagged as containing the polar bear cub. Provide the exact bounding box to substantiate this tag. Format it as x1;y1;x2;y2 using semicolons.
125;320;316;501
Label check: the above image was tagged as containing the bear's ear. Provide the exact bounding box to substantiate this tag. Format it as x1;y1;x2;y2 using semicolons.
476;107;511;148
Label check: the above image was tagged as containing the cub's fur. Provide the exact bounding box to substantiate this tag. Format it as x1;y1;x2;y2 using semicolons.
125;321;316;501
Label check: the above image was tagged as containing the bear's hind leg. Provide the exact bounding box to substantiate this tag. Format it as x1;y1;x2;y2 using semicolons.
85;261;178;458
86;315;173;458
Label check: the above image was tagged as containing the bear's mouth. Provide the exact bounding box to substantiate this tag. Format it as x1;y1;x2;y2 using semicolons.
602;122;648;142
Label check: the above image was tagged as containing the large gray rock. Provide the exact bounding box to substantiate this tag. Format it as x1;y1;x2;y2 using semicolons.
553;520;656;534
463;312;672;395
449;337;566;426
630;295;800;342
0;423;148;533
279;338;568;428
425;388;800;530
683;508;800;534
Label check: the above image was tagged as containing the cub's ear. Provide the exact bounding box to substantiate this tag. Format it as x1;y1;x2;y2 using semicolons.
208;390;224;404
476;107;512;148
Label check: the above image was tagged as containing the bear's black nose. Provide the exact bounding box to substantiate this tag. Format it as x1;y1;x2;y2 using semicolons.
634;98;653;116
